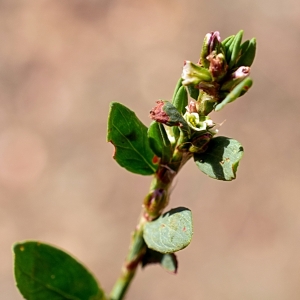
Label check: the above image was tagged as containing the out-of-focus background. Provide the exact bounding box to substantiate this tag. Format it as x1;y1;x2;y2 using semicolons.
1;0;300;299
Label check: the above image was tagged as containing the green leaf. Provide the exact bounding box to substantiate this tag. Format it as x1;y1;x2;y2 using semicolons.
228;30;243;69
150;101;190;136
215;77;253;112
14;241;105;300
239;40;250;56
236;38;256;68
107;102;157;175
187;84;199;100
143;207;193;254
162;101;189;132
142;248;178;274
200;34;210;68
194;136;244;181
172;126;180;142
222;35;234;48
224;35;235;64
148;122;172;163
171;78;183;103
160;252;178;273
172;86;188;115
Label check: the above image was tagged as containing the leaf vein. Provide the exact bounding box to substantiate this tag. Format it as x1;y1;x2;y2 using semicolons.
111;122;156;173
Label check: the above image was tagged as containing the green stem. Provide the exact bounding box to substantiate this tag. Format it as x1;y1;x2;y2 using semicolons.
109;218;146;300
109;132;192;300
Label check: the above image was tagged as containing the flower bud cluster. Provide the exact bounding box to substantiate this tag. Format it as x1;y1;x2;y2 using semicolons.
149;30;255;156
181;30;256;115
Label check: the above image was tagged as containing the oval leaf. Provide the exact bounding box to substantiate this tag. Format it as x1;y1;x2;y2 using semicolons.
14;241;105;300
143;207;193;254
194;136;244;181
107;102;157;175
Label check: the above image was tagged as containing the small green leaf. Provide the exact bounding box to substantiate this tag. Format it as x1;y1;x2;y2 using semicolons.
236;38;256;68
107;102;157;175
14;241;105;300
172;126;180;142
239;40;250;56
215;77;253;111
219;42;227;58
163;101;187;127
194;136;244;181
143;207;193;254
187;84;200;100
171;78;183;103
199;33;211;68
148;122;163;158
228;30;243;69
148;122;172;163
224;35;235;64
173;86;188;115
151;101;190;136
160;251;178;273
222;35;235;48
142;248;178;274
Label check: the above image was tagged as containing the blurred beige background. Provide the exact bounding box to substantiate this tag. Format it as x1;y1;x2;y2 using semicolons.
1;0;300;299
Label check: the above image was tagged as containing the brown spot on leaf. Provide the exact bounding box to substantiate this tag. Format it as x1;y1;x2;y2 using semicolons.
152;155;159;164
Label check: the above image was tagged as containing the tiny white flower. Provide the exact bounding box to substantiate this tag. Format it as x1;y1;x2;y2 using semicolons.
181;61;195;86
183;111;217;133
181;61;212;86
